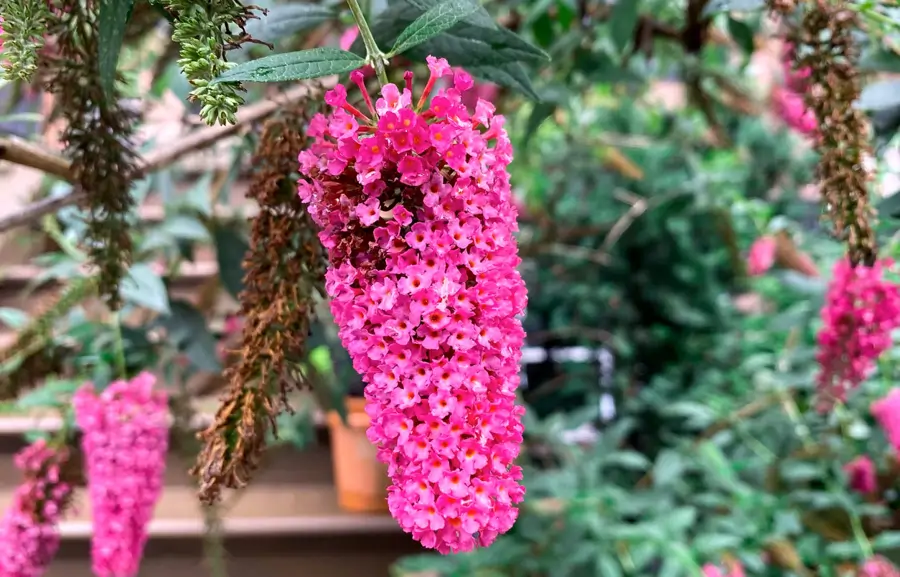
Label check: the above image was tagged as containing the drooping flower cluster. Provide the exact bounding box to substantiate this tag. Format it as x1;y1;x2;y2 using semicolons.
297;56;527;553
771;43;817;136
844;455;877;494
73;372;169;577
0;439;72;577
872;388;900;456
815;259;900;408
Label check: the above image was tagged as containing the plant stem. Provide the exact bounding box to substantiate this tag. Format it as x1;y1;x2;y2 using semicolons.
346;0;389;86
112;312;126;379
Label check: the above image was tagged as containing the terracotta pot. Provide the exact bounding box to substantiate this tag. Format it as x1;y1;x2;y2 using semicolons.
327;396;389;513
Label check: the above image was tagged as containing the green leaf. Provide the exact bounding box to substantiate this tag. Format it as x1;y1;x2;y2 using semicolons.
245;4;337;43
212;222;250;300
16;379;81;410
825;540;861;559
595;553;623;577
467;63;539;100
727;17;754;55
878;191;900;219
398;0;495;27
702;0;765;16
662;507;697;534
523;102;555;148
604;451;651;471
0;307;30;329
120;263;171;314
97;0;135;96
160;215;210;241
390;0;481;57
653;449;685;487
609;0;640;53
213;48;366;84
859;80;900;111
874;532;900;551
158;300;222;372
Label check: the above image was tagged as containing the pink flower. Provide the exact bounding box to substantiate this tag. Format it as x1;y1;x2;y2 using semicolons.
844;455;877;494
873;389;900;455
816;259;900;408
747;236;777;276
860;557;900;577
0;440;72;577
298;56;526;554
702;562;745;577
771;86;817;136
339;26;359;51
73;372;169;577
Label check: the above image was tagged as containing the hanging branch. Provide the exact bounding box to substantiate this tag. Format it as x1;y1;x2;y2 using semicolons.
0;83;323;233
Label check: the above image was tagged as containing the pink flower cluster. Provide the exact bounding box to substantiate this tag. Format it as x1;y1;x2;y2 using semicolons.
0;440;71;577
747;236;776;276
844;455;877;494
816;258;900;408
860;557;900;577
702;561;745;577
73;372;169;577
297;56;527;553
771;43;817;136
872;388;900;456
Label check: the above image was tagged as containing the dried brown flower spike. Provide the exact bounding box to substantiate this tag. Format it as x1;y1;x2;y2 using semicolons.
44;1;139;308
771;0;877;266
192;95;327;503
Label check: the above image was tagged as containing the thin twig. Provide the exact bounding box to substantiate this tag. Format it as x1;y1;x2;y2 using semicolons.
0;82;329;233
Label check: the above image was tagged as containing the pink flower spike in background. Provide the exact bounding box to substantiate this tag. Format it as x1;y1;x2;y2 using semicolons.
0;440;72;577
702;562;744;577
747;236;777;276
872;388;900;455
844;455;877;494
298;55;527;554
73;372;169;577
859;556;900;576
816;259;900;408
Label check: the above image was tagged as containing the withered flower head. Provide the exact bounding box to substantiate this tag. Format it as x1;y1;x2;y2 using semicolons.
43;1;139;309
192;93;327;503
771;0;877;266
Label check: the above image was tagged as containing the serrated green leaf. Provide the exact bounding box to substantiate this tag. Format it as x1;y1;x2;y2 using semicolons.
609;0;640;53
399;0;494;27
390;0;480;57
98;0;135;96
213;48;366;84
245;4;337;43
702;0;765;16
